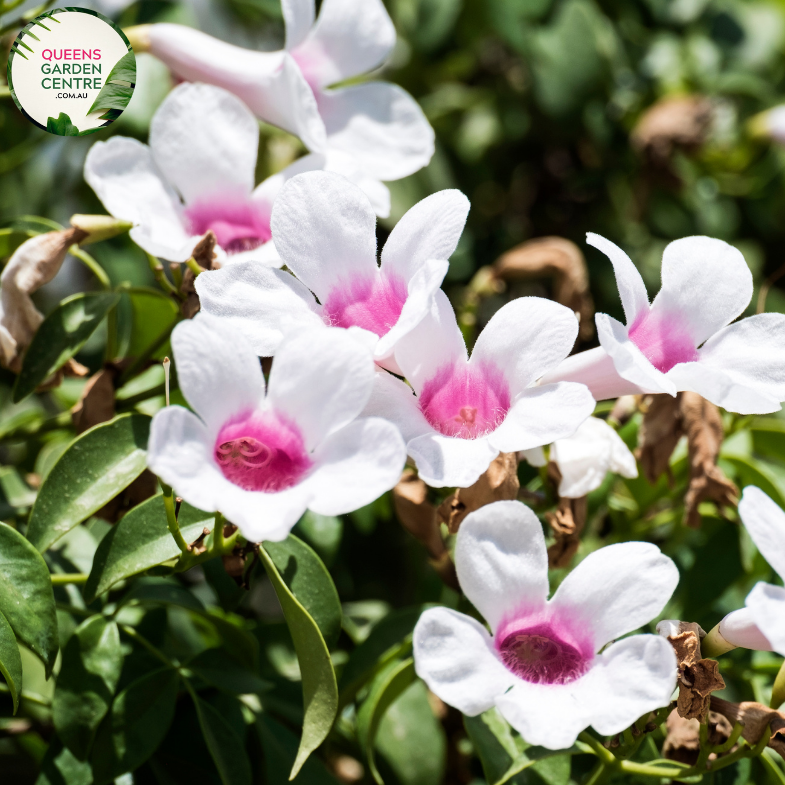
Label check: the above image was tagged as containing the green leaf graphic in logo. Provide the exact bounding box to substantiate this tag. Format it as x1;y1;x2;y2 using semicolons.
88;51;136;116
46;113;80;136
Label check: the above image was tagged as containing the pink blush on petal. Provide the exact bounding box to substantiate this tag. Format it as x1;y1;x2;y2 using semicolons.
214;411;312;493
322;273;408;337
628;311;699;373
418;362;511;439
184;195;272;255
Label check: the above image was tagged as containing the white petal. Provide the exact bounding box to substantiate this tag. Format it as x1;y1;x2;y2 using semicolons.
739;486;785;580
374;258;448;361
294;0;395;86
408;432;499;489
585;635;677;736
596;313;676;395
455;500;549;632
361;371;433;443
253;152;327;207
267;327;375;450
305;418;406;515
746;582;785;658
651;237;752;346
220;483;312;543
270;171;378;302
380;189;470;282
195;263;324;356
282;0;314;50
319;83;435;180
149;83;257;204
549;542;679;648
586;233;649;325
147;405;227;512
171;313;265;432
519;446;547;467
148;25;326;153
719;607;774;651
394;289;468;395
489;383;595;454
322;149;391;218
83;136;193;261
413;608;514;716
222;241;282;268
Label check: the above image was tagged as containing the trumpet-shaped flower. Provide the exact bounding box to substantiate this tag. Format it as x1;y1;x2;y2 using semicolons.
195;170;469;371
550;416;638;498
84;83;386;266
363;290;595;488
147;314;406;542
542;234;785;414
129;0;434;186
413;500;679;749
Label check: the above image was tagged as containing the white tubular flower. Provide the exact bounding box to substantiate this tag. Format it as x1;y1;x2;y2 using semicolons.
84;83;382;265
541;233;785;414
413;500;679;750
147;314;406;542
134;0;434;186
195;170;469;371
715;607;773;652
363;290;595;488
550;417;638;498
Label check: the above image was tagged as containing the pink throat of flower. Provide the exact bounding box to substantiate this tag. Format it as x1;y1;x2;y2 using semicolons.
322;272;408;338
214;411;312;493
184;195;272;255
497;621;593;685
628;311;698;373
418;361;511;439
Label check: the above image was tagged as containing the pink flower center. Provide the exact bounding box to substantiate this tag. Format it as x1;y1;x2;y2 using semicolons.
322;273;408;337
214;411;312;492
184;194;271;255
628;311;698;373
497;623;592;685
419;362;511;439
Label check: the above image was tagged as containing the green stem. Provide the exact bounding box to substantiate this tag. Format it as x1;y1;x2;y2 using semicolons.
618;759;695;779
162;483;190;554
213;512;226;554
0;86;11;99
578;732;615;764
173;525;241;573
55;603;93;617
50;573;88;585
761;748;785;785
147;253;181;299
0;682;50;708
69;246;111;290
771;660;785;708
184;257;203;277
116;382;166;411
583;761;609;785
0;411;72;443
119;624;176;668
712;722;743;754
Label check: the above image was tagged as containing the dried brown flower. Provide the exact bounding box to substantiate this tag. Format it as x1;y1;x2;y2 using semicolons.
711;697;785;758
544;463;587;568
180;231;218;318
663;710;733;764
632;95;713;164
71;367;118;434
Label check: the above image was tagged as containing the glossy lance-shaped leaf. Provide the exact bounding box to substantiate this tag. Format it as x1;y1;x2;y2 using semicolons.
13;292;120;402
188;685;252;785
90;667;179;782
0;609;22;714
0;522;58;676
356;658;416;784
85;496;213;602
264;535;342;649
36;739;93;785
88;51;136;115
185;648;271;695
27;414;151;553
259;543;339;779
53;615;124;760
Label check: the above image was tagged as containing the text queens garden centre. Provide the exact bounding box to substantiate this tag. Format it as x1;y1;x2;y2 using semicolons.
41;49;102;94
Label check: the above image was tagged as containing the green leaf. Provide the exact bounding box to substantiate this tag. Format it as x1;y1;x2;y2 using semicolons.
88;51;136;115
189;688;252;785
27;413;151;553
85;497;213;602
126;287;178;360
0;609;22;714
356;658;416;784
0;523;58;676
53;615;123;760
186;648;271;695
259;543;339;779
264;535;342;649
91;667;179;782
723;454;785;508
46;112;80;136
13;292;120;402
294;511;343;566
0;228;34;259
36;739;93;785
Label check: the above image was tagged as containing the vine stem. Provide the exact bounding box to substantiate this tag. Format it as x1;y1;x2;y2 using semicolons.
50;573;88;585
0;683;50;708
119;624;177;669
69;246;111;290
771;660;785;708
162;482;190;554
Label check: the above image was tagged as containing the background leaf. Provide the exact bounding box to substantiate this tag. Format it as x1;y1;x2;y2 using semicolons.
0;608;22;714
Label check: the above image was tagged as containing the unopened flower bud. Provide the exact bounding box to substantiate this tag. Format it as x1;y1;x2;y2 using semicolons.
69;214;133;245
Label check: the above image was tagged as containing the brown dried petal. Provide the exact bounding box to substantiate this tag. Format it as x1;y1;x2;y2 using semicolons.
71;367;117;434
711;697;785;757
677;659;725;720
663;710;733;764
632;95;713;163
546;494;587;568
392;469;444;559
493;237;594;340
637;394;682;483
180;231;218;319
436;452;519;534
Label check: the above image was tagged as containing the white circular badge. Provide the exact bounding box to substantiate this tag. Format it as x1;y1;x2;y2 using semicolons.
7;8;135;136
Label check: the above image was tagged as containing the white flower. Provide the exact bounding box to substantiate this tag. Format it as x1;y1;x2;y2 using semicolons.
413;500;679;750
363;290;595;488
147;314;406;542
84;83;386;266
550;417;637;498
195;170;469;372
131;0;434;186
542;234;785;414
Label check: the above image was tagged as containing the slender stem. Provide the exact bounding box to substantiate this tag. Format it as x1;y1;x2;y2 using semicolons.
184;257;203;277
771;660;785;708
147;253;181;299
116;382;166;411
213;512;226;554
0;86;11;99
50;573;88;585
119;624;176;668
583;761;609;785
0;682;50;708
162;483;190;554
55;603;94;617
712;721;743;753
173;525;241;573
761;748;785;785
0;411;72;442
578;732;615;764
618;759;694;779
69;246;111;290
